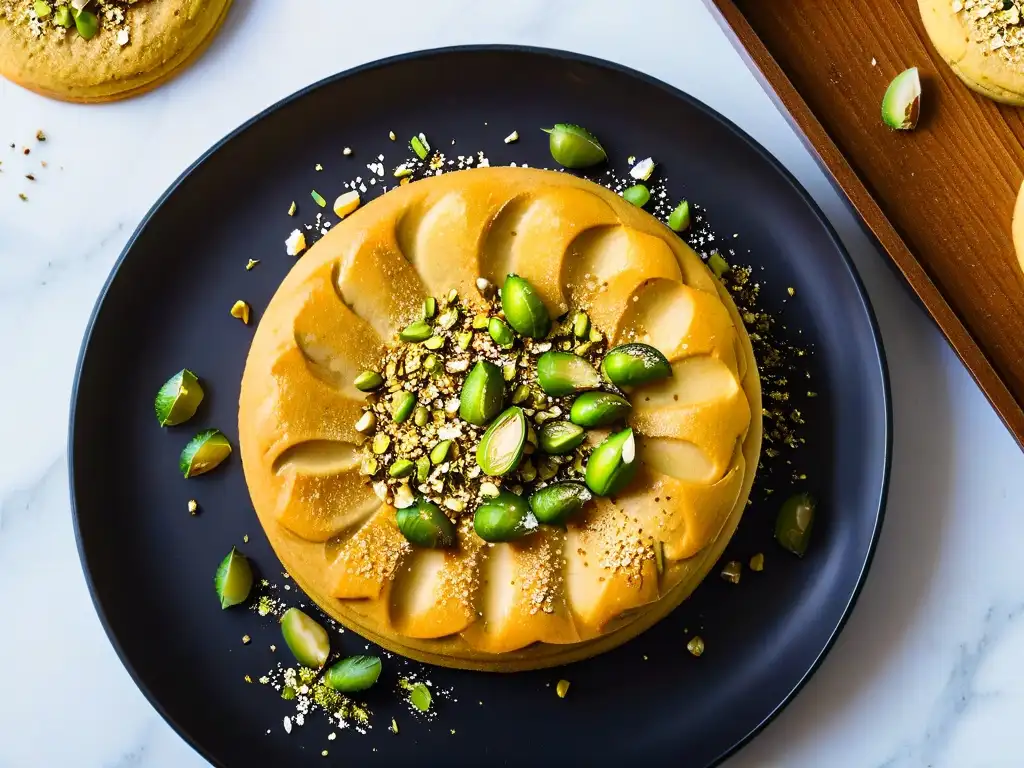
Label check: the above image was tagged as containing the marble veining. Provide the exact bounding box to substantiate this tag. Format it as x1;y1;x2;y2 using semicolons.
2;1;1023;766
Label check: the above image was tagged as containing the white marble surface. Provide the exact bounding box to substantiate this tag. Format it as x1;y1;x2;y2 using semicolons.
1;1;1023;765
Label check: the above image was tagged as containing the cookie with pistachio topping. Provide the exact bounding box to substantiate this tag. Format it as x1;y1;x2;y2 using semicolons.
0;0;232;103
238;166;761;672
919;0;1024;105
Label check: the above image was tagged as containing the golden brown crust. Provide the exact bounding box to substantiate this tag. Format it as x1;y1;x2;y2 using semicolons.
919;0;1024;105
239;167;762;671
0;0;232;103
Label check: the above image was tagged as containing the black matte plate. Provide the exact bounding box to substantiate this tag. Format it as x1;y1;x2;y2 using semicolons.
70;46;890;768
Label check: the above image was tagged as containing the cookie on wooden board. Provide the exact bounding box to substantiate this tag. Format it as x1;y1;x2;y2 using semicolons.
0;0;232;103
919;0;1024;105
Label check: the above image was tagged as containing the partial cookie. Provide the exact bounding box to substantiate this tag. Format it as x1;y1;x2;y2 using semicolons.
1013;180;1024;276
919;0;1024;106
0;0;232;103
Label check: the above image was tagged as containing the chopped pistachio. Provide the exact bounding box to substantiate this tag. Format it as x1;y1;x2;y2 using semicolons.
572;312;591;339
472;314;489;330
354;370;384;391
389;131;396;140
187;499;198;514
629;157;655;181
416;456;431;483
394;164;414;178
423;296;437;319
411;134;430;160
424;335;445;350
311;190;327;207
708;251;730;278
588;328;603;343
372;433;391;455
245;259;259;271
430;440;452;465
504;130;519;144
391;718;399;734
502;363;517;381
33;1;51;19
389;459;415;478
287;201;297;216
423;354;440;373
457;332;473;350
720;560;742;584
556;679;570;698
230;300;250;324
360;457;378;475
687;636;705;657
511;384;531;405
413;406;429;427
749;552;765;572
355;411;377;434
436;308;458;329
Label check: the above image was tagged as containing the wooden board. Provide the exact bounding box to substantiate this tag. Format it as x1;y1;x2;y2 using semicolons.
706;0;1024;449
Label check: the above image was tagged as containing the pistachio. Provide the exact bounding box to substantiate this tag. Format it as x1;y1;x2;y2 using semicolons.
436;308;459;330
400;320;433;343
479;481;501;497
622;184;650;208
459;361;505;425
391;391;416;423
529;481;592;525
154;368;204;427
601;343;671;387
179;429;231;478
360;457;378;475
687;636;705;657
413;405;429;427
488;316;516;348
372;433;391;455
588;328;604;343
423;297;437;319
537;351;601;396
720;560;742;584
415;456;430;483
542;124;607;169
389;459;415;478
457;331;473;350
280;607;330;668
569;391;632;427
424;335;445;350
54;5;72;26
749;553;765;572
73;9;98;39
538;421;587;455
585;428;638;496
668;200;691;232
396;498;456;548
33;1;51;19
214;548;253;609
536;457;559;481
472;314;489;330
355;411;377;434
411;134;430;160
511;383;531;404
354;370;384;392
708;251;730;279
572;311;591;339
430;439;453;465
325;655;381;693
556;679;571;698
476;406;527;476
775;492;816;557
882;67;921;131
520;459;537;482
473;491;537;542
501;275;550;339
424;354;440;373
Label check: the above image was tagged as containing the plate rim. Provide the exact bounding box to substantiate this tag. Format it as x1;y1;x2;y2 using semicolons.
67;43;892;768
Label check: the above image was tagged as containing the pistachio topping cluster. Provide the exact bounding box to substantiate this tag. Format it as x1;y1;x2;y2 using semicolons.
353;275;673;549
8;0;135;44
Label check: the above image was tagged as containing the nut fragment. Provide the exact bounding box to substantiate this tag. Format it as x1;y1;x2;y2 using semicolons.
556;679;570;698
333;190;361;218
230;300;250;324
687;636;705;657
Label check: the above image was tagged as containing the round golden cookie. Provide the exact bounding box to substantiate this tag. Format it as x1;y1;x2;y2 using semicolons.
919;0;1024;105
0;0;232;103
239;167;762;671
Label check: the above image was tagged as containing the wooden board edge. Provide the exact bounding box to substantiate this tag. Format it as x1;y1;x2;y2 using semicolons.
703;0;1024;450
